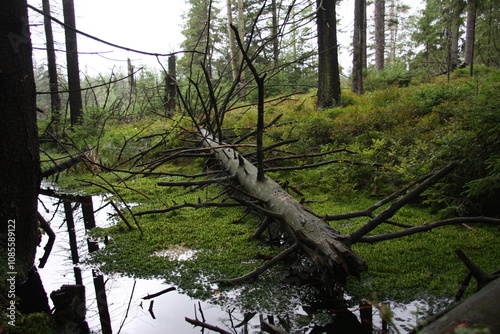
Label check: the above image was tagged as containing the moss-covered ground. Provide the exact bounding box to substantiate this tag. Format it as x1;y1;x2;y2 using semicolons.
39;68;500;315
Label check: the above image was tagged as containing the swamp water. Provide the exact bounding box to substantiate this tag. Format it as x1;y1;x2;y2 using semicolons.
35;192;442;333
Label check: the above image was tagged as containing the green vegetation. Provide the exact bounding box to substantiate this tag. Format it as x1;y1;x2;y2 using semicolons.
39;68;500;309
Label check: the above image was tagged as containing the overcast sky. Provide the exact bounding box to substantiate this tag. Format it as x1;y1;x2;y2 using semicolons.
27;0;423;76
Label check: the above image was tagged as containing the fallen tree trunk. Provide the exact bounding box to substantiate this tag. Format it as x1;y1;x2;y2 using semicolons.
416;277;500;334
200;129;368;285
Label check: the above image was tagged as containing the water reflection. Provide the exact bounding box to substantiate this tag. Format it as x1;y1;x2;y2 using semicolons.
35;190;433;333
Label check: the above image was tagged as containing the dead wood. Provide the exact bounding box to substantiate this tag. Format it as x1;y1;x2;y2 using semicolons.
349;162;458;242
141;287;176;300
157;175;235;187
41;154;84;178
109;200;134;230
185;317;232;334
134;201;248;216
264;158;380;173
200;129;368;285
357;217;500;243
37;212;55;268
263;148;357;164
212;242;299;284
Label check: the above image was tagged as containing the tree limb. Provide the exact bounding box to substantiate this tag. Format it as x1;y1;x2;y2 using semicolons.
350;162;457;242
212;242;300;284
358;217;500;243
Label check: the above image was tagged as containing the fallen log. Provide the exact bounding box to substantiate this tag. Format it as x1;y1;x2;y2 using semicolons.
200;129;368;285
416;277;500;334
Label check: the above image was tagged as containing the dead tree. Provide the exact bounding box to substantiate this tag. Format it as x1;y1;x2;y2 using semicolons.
130;8;500;290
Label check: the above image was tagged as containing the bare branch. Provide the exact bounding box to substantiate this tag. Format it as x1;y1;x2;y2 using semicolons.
358;217;500;244
212;242;300;284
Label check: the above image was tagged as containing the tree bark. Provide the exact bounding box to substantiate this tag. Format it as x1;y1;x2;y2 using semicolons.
227;0;239;81
271;0;280;67
464;0;477;75
62;0;83;126
417;277;500;334
352;0;366;94
200;129;367;285
374;0;385;71
316;0;342;108
42;0;62;132
0;0;41;286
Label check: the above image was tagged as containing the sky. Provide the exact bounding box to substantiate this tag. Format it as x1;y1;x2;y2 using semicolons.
27;0;424;76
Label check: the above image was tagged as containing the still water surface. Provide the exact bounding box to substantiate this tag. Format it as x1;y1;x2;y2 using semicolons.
36;192;437;333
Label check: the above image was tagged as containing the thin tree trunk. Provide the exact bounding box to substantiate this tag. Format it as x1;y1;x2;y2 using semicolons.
62;0;83;126
316;0;342;108
374;0;385;71
0;0;41;285
271;0;280;67
352;0;366;94
227;0;239;81
42;0;61;132
237;0;246;100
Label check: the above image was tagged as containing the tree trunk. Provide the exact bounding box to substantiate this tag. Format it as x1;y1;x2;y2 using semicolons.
164;55;176;113
0;0;41;287
271;0;280;67
62;0;83;126
450;13;460;71
200;130;367;285
352;0;366;94
237;0;246;100
42;0;61;133
316;0;342;108
417;277;500;334
464;0;477;74
374;0;385;71
227;0;239;81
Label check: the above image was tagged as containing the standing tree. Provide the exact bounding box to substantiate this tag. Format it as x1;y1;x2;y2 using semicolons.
0;0;41;287
352;0;366;94
316;0;342;108
374;0;385;71
62;0;83;126
42;0;62;133
464;0;477;74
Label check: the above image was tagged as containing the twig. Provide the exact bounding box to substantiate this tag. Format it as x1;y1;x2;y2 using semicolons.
109;200;134;230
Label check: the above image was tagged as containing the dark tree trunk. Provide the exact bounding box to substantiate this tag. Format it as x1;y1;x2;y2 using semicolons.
0;0;41;286
164;55;177;113
374;0;385;71
42;0;61;132
464;0;477;75
62;0;83;126
352;0;366;94
316;0;342;108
